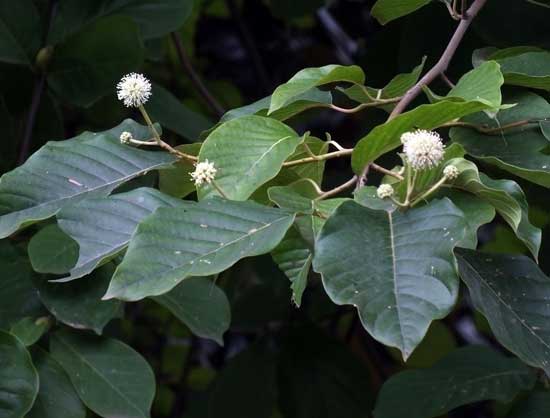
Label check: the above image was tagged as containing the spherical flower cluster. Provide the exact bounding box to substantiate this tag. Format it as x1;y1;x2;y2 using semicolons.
117;73;152;108
119;131;133;144
377;184;394;199
190;160;217;186
443;164;460;180
401;129;444;170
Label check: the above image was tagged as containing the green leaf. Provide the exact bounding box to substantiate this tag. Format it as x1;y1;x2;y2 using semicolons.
198;116;303;200
313;199;466;359
49;0;194;43
507;391;550;418
28;225;79;274
446;158;541;259
373;346;536;418
269;65;365;114
284;137;329;185
268;179;320;214
208;344;277;418
147;84;213;141
456;249;550;377
159;144;202;198
341;58;426;111
0;330;39;418
271;227;312;307
57;188;182;281
352;62;504;173
34;264;122;334
0;0;41;66
451;91;550;187
0;119;175;239
27;349;86;418
496;50;550;90
278;326;374;418
50;330;156;418
371;0;432;24
10;317;50;347
104;198;295;301
47;16;145;107
153;277;230;345
221;89;333;122
0;241;43;330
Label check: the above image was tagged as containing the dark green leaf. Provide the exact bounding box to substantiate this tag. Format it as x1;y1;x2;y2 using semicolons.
104;198;295;301
313;199;466;359
154;277;231;345
47;16;144;107
159;144;202;198
507;391;550;418
0;120;175;239
374;346;536;418
0;330;39;418
51;330;156;418
371;0;432;24
147;84;213;141
35;264;122;334
56;187;182;281
0;0;41;66
28;225;79;274
451;91;550;187
27;349;86;418
9;317;50;347
457;249;550;376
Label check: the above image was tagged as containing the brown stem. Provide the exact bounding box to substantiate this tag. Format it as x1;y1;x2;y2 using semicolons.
329;96;402;114
315;176;357;200
170;33;225;118
282;148;353;167
388;0;488;119
371;163;404;180
19;74;46;164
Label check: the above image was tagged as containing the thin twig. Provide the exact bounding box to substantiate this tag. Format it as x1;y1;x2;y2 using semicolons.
329;96;401;114
170;33;225;118
282;148;353;167
442;119;533;134
315;176;357;200
388;0;488;119
356;164;370;189
440;72;456;88
371;163;404;180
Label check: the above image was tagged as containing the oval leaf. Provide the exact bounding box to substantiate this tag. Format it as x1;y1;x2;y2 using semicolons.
313;199;466;359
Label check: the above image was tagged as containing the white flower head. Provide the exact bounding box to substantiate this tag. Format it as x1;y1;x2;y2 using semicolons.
117;73;152;107
191;159;217;186
377;184;394;199
401;129;444;170
443;164;460;180
119;131;133;144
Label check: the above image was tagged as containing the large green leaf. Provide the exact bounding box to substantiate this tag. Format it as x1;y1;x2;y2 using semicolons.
352;62;504;173
221;89;333;123
446;158;541;258
50;330;156;418
0;242;43;329
27;349;86;418
373;346;536;418
147;84;213;141
0;0;41;66
28;225;79;275
198;116;303;200
495;50;550;90
153;277;230;345
104;198;295;301
371;0;432;24
0;331;39;418
49;0;193;43
10;317;50;347
271;226;312;307
451;91;550;187
57;188;182;281
0;120;175;239
269;65;365;114
34;264;122;334
508;391;550;418
313;199;466;359
457;249;550;376
47;16;145;107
